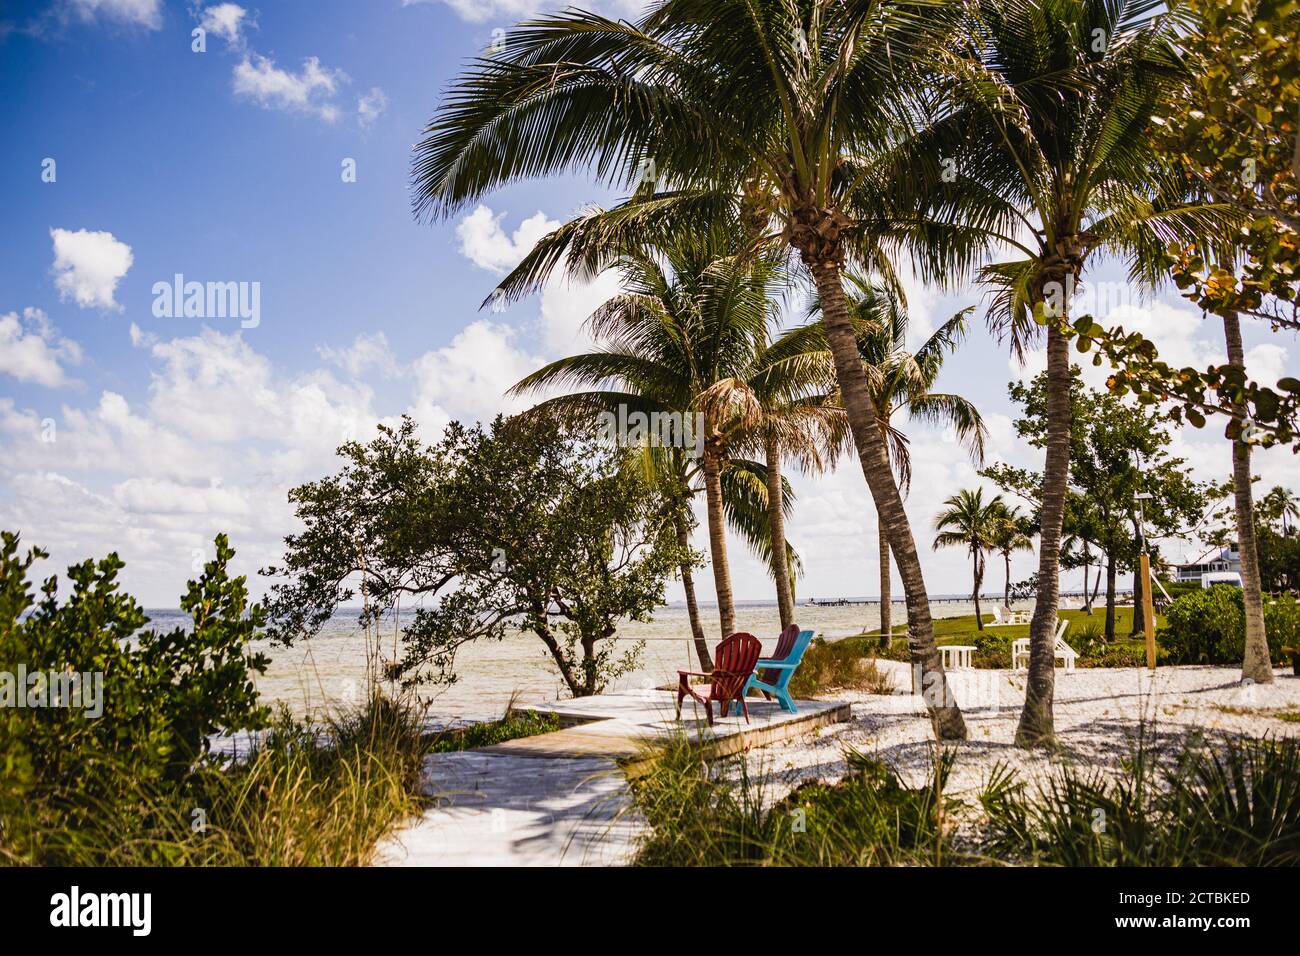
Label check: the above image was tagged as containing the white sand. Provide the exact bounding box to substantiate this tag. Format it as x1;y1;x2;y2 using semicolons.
742;664;1300;804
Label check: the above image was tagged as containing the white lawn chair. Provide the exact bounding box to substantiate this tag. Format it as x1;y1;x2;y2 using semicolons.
989;605;1031;627
1011;619;1076;671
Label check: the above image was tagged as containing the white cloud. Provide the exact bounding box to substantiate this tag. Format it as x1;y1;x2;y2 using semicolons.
455;205;559;274
357;86;387;127
0;308;82;387
112;476;251;517
407;320;545;437
50;227;133;311
198;2;249;47
411;0;646;25
317;331;399;379
128;322;157;348
210;18;381;128
0;320;537;559
67;0;162;29
454;205;620;350
232;54;347;122
538;271;621;352
143;329;386;476
0;400;45;445
0;329;395;604
1245;342;1289;389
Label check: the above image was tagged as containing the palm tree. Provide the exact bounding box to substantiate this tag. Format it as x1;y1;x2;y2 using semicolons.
908;0;1230;744
989;502;1035;610
1261;486;1300;535
410;0;971;739
934;489;1004;630
745;326;848;629
1221;311;1273;683
507;229;826;665
809;276;987;648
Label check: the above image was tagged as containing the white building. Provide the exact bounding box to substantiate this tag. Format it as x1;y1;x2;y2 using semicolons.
1173;546;1242;585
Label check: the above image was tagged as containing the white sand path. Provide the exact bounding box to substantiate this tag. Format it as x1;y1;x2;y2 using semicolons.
746;663;1300;803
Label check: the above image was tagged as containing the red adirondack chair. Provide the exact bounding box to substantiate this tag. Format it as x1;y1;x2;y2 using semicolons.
675;632;763;726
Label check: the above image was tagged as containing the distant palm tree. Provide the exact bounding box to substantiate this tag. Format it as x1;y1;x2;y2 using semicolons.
989;502;1035;610
934;489;1004;631
809;276;986;647
1260;486;1300;535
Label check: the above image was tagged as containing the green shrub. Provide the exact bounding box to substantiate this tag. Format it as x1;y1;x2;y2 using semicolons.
1071;618;1105;652
1160;585;1290;665
0;532;270;843
786;637;893;698
971;630;1012;667
0;532;429;867
979;735;1300;866
1160;580;1203;601
631;735;954;866
2;693;431;867
1266;594;1299;656
1078;643;1153;668
429;709;561;752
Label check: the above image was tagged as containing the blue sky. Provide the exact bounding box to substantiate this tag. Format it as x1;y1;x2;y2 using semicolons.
1;0;1296;607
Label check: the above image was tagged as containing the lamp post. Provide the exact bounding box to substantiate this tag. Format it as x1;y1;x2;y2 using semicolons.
1136;492;1156;670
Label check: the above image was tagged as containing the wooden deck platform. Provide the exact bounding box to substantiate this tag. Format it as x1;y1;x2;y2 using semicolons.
507;692;851;775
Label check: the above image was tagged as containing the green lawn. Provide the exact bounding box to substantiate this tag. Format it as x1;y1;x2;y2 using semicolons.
848;607;1164;668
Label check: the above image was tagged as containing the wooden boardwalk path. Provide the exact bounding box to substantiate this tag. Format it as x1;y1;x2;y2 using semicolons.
373;692;849;866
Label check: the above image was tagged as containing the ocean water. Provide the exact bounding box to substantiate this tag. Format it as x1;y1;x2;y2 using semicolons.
143;598;1005;722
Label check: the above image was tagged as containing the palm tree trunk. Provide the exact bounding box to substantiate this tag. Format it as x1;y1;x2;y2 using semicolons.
1004;552;1012;608
1105;555;1117;643
764;433;795;630
807;258;965;740
674;508;713;671
1016;322;1070;747
1082;549;1092;614
878;522;892;650
1223;311;1273;684
1131;520;1147;636
701;444;736;639
973;551;984;630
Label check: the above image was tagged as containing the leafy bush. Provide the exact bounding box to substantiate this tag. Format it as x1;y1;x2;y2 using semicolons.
786;637;893;698
1078;643;1153;668
1160;580;1203;601
1071;618;1105;652
1266;594;1299;655
972;630;1012;667
0;532;269;827
631;734;954;866
979;735;1300;866
1160;585;1290;665
1067;619;1154;667
0;532;429;867
429;709;561;752
3;693;430;867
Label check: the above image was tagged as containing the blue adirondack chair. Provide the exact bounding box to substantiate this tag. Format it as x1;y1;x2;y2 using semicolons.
728;626;814;715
